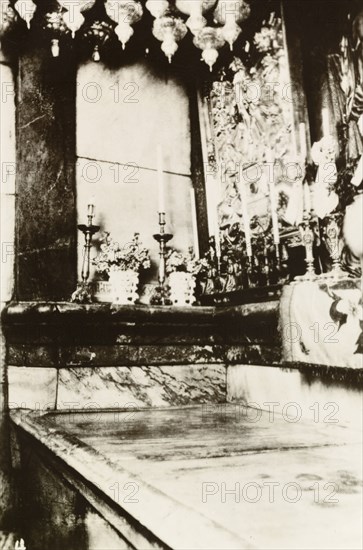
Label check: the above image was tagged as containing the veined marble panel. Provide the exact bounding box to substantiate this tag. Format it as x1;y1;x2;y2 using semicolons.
227;364;363;430
57;365;226;410
8;366;57;410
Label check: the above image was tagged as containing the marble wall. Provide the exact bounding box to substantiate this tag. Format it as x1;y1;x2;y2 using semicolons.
7;364;226;411
76;60;197;285
227;364;363;430
7;359;362;425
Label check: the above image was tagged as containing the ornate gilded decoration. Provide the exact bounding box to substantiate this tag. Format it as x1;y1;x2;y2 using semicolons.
206;14;296;241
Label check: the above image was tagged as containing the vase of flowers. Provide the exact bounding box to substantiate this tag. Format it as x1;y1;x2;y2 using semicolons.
92;232;150;304
165;247;198;306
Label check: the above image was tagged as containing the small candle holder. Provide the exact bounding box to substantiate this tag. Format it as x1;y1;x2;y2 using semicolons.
151;212;173;305
294;212;316;282
321;213;345;280
71;213;100;303
244;254;258;289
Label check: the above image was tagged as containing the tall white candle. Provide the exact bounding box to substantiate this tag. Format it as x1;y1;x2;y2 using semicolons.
212;184;221;260
87;196;95;217
303;182;311;214
157;145;165;212
239;167;252;257
190;187;200;259
299;122;307;163
266;149;280;244
322;108;330;137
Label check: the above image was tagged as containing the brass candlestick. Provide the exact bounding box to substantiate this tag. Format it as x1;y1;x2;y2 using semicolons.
71;213;100;303
79;213;100;284
322;213;345;280
152;212;173;305
295;213;316;281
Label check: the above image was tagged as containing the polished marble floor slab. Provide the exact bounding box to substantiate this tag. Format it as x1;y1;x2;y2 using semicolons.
11;405;363;549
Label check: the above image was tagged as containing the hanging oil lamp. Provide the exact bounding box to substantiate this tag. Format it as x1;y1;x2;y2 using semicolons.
105;0;143;50
13;0;37;29
82;19;114;61
145;0;169;18
175;0;216;36
193;26;225;71
152;13;187;62
59;0;96;38
213;0;250;50
41;6;70;58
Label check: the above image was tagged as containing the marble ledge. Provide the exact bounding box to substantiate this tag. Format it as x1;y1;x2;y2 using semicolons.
1;300;279;328
6;343;280;368
2;302;280;358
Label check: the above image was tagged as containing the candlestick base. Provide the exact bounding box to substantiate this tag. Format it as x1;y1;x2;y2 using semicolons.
72;219;100;301
71;281;93;303
150;284;172;306
293;215;317;283
293;270;317;283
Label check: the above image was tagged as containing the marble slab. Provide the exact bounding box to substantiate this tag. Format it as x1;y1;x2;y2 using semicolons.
7;367;57;410
56;364;226;410
11;405;362;550
227;364;363;430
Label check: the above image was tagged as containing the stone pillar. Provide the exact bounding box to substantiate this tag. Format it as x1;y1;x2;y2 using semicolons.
15;47;77;300
1;53;16;411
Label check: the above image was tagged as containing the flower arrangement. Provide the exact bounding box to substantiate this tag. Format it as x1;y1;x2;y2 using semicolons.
165;249;188;274
165;247;210;278
92;232;151;278
253;16;283;53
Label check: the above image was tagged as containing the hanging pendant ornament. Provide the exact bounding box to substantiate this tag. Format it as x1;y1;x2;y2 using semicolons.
175;0;215;36
58;0;96;38
62;9;84;37
152;14;187;62
82;20;114;61
193;27;225;71
213;0;250;50
40;7;70;58
221;20;241;50
176;0;216;15
105;0;143;50
213;0;250;25
14;0;36;29
186;13;206;35
145;0;169;18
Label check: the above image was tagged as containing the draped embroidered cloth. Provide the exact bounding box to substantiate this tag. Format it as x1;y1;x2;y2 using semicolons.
280;278;363;369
